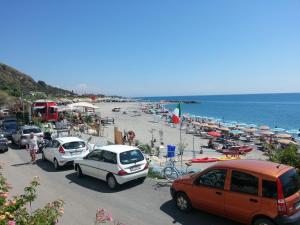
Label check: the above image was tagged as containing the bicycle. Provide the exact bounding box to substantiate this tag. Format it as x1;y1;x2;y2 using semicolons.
162;158;195;182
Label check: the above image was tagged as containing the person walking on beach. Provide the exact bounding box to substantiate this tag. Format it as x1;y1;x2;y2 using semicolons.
27;133;38;164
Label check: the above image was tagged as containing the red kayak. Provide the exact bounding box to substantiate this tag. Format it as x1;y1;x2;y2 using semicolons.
191;157;219;163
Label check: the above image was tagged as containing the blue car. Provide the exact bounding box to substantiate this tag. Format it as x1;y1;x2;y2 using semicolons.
3;122;18;140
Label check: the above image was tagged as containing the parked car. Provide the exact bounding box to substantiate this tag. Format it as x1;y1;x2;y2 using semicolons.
42;137;91;170
0;109;10;119
12;125;44;149
74;145;148;189
2;117;17;125
0;133;8;153
2;122;18;140
170;159;300;225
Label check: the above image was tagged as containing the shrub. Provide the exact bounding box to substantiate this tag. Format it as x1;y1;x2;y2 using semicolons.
269;144;300;170
0;165;64;225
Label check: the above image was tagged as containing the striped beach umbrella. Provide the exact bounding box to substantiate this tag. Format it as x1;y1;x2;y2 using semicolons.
272;128;286;132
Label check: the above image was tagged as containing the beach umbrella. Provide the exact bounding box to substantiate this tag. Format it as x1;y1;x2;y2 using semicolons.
206;124;219;129
237;123;248;127
277;139;298;145
272;128;286;132
219;127;230;132
275;134;292;139
260;131;275;136
192;121;201;126
243;128;257;133
224;123;235;128
207;131;221;138
247;124;258;128
230;130;244;135
286;129;300;135
259;125;270;130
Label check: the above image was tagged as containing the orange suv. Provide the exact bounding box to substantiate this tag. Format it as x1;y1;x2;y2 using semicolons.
170;160;300;225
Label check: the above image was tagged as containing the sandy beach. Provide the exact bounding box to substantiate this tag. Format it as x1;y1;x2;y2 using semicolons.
79;102;267;171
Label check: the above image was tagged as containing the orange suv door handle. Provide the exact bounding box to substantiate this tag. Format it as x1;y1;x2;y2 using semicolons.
249;198;258;203
215;191;222;195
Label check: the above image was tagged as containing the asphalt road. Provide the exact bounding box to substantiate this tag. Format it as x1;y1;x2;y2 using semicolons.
1;145;241;225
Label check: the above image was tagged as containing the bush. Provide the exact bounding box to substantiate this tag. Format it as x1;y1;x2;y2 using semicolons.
0;166;64;225
269;144;300;170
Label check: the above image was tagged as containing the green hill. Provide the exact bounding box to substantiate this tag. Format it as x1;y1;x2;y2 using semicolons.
0;63;75;97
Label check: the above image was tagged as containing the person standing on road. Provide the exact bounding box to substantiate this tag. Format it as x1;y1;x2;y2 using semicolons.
27;133;38;164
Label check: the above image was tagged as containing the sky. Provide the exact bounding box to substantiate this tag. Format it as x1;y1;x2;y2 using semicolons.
0;0;300;97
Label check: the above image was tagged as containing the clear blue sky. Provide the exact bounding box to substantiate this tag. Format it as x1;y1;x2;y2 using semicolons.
0;0;300;97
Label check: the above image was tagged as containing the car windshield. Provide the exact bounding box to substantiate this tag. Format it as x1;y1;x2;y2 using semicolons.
23;128;42;134
280;168;300;198
63;141;86;149
119;149;144;165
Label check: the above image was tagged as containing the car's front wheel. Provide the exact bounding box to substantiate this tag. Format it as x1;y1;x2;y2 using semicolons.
253;218;275;225
107;174;118;190
175;192;192;212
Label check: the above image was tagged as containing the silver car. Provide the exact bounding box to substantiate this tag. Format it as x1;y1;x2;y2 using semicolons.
12;125;44;149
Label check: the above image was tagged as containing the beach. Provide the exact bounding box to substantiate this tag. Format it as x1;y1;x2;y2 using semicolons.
82;101;268;171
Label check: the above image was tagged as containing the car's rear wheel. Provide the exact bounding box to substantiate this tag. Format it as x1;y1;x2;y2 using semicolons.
54;159;60;170
138;177;146;183
107;174;118;190
41;151;46;161
76;165;83;178
175;192;192;212
253;218;275;225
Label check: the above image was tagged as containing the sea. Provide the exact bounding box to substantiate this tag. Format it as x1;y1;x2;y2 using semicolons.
142;93;300;131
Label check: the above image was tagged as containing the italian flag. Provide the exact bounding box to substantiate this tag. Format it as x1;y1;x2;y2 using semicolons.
172;103;181;124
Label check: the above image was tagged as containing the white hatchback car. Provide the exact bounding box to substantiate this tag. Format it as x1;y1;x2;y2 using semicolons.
74;145;149;189
42;137;91;170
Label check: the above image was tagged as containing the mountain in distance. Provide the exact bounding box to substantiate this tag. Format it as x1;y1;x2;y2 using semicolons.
0;63;75;97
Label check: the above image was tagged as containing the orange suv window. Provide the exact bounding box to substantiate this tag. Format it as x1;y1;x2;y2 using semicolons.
262;180;277;199
230;170;258;196
196;169;227;189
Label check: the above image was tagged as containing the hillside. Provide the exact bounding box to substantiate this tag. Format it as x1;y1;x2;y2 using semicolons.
0;63;75;97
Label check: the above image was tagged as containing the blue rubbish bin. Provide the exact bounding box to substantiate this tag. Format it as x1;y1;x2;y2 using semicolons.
167;145;176;158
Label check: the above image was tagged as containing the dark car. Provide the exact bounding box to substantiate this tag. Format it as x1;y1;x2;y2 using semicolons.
2;117;17;125
0;134;8;153
3;122;18;140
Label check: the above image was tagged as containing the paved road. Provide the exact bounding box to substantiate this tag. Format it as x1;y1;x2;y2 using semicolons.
1;146;241;225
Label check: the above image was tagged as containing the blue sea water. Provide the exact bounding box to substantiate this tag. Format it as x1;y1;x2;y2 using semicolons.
142;93;300;130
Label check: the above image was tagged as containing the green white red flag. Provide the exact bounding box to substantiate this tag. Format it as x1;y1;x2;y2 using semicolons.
172;103;181;124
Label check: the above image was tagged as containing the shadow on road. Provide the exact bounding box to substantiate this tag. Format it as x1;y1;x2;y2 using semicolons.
11;162;31;167
65;172;144;193
160;200;242;225
8;143;21;150
35;159;74;172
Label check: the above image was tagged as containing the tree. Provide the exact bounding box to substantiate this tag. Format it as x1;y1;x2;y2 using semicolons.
0;91;10;106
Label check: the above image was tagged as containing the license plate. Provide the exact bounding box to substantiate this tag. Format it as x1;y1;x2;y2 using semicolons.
71;151;81;155
130;166;141;172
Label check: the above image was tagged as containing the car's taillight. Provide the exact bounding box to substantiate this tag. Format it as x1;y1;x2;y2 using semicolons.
277;178;287;215
59;146;65;154
118;169;128;176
